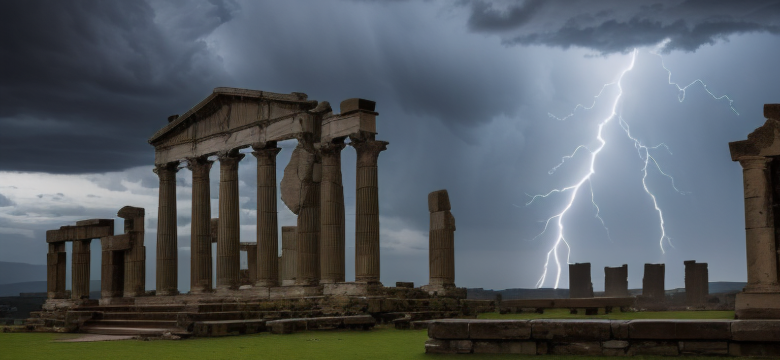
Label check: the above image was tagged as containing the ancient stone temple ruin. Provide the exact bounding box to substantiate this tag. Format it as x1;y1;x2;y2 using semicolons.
729;104;780;319
31;88;484;337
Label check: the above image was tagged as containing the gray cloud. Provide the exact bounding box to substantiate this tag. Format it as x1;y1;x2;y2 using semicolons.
0;0;237;173
0;194;14;207
466;0;780;53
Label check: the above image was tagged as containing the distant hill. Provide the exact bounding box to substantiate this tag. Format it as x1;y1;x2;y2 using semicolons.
0;280;100;297
0;262;46;285
468;281;748;300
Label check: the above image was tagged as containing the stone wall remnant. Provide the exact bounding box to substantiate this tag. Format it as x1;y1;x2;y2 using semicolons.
643;263;665;300
684;260;708;305
568;263;594;298
428;189;456;289
604;264;628;297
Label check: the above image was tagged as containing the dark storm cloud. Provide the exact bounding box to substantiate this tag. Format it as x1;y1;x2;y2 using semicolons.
466;0;780;53
0;0;237;173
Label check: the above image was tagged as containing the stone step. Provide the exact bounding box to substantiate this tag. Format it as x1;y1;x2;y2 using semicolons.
83;319;178;329
101;312;179;321
80;325;188;337
267;315;376;334
76;304;187;313
192;319;267;337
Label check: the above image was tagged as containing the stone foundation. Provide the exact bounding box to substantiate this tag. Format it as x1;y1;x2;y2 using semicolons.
425;319;780;356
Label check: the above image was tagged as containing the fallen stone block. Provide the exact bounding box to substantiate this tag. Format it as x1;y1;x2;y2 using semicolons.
428;319;470;339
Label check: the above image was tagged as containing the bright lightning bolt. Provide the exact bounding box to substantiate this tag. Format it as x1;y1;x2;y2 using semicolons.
529;40;739;289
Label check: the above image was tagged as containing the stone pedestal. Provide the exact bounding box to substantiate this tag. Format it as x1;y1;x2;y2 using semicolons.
71;239;91;299
352;139;388;283
428;190;456;288
47;243;67;299
604;265;629;297
188;156;213;294
253;145;281;287
217;152;244;290
281;226;298;286
154;162;179;296
569;263;594;298
320;142;346;284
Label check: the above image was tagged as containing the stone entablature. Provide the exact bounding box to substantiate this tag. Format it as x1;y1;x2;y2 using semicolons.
425;319;780;356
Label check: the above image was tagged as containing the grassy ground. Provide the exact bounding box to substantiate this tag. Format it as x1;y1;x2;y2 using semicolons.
0;311;740;360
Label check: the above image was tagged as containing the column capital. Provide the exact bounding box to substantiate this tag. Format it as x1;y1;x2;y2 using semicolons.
351;139;388;167
321;141;347;157
738;156;772;170
186;156;214;173
251;146;282;164
153;162;180;177
217;152;245;168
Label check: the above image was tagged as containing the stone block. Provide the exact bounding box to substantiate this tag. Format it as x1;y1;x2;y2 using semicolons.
628;341;679;356
473;341;536;354
628;320;731;340
428;190;451;212
732;320;780;341
679;341;728;355
550;342;602;356
429;211;456;230
766;104;780;120
735;293;780;319
730;342;780;357
340;98;376;114
468;320;531;340
531;320;611;341
611;320;630;339
449;340;473;354
602;340;629;349
429;319;470;339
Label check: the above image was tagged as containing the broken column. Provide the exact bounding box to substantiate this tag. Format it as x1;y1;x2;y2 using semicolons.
154;161;179;296
320;141;347;284
352;138;388;284
122;207;146;297
217;151;244;290
643;263;665;300
281;226;298;286
47;243;67;299
71;239;91;299
428;190;456;288
568;263;594;298
296;167;321;286
188;156;213;294
253;144;281;287
685;260;709;305
604;264;629;297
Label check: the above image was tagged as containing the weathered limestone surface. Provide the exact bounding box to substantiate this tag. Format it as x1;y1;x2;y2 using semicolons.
47;243;67;299
320;141;346;284
155;162;179;296
296;171;321;286
188;156;213;294
604;265;628;298
569;263;594;298
643;263;665;300
428;190;455;288
253;145;281;287
729;105;780;319
352;139;388;283
217;152;244;290
684;260;708;305
281;226;297;285
120;207;146;298
71;239;91;299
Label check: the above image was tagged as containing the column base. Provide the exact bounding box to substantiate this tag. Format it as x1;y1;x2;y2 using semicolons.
255;279;278;288
270;285;323;299
736;292;780;319
156;289;180;296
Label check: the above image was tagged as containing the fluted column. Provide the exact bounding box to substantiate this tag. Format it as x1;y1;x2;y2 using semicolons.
738;156;780;292
281;226;297;285
352;139;388;283
188;156;214;293
217;152;244;290
320;142;346;284
154;162;179;296
428;190;455;287
253;145;282;287
71;239;91;299
47;243;66;299
296;177;321;286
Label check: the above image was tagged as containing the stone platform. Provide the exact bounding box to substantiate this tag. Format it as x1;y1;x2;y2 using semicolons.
425;319;780;356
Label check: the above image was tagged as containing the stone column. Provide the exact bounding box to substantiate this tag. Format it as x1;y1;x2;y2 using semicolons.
101;247;123;299
352;139;388;283
428;190;456;287
281;226;297;285
71;239;91;300
296;177;321;286
154;162;179;296
217;152;244;290
643;263;665;299
47;243;67;299
121;206;146;298
188;156;213;293
253;145;282;287
320;142;346;284
738;156;780;292
568;262;594;298
604;264;629;297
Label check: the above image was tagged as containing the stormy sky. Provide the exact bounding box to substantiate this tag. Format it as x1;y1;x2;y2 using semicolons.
1;0;779;292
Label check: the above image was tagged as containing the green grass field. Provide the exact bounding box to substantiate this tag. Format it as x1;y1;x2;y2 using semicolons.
0;311;740;360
